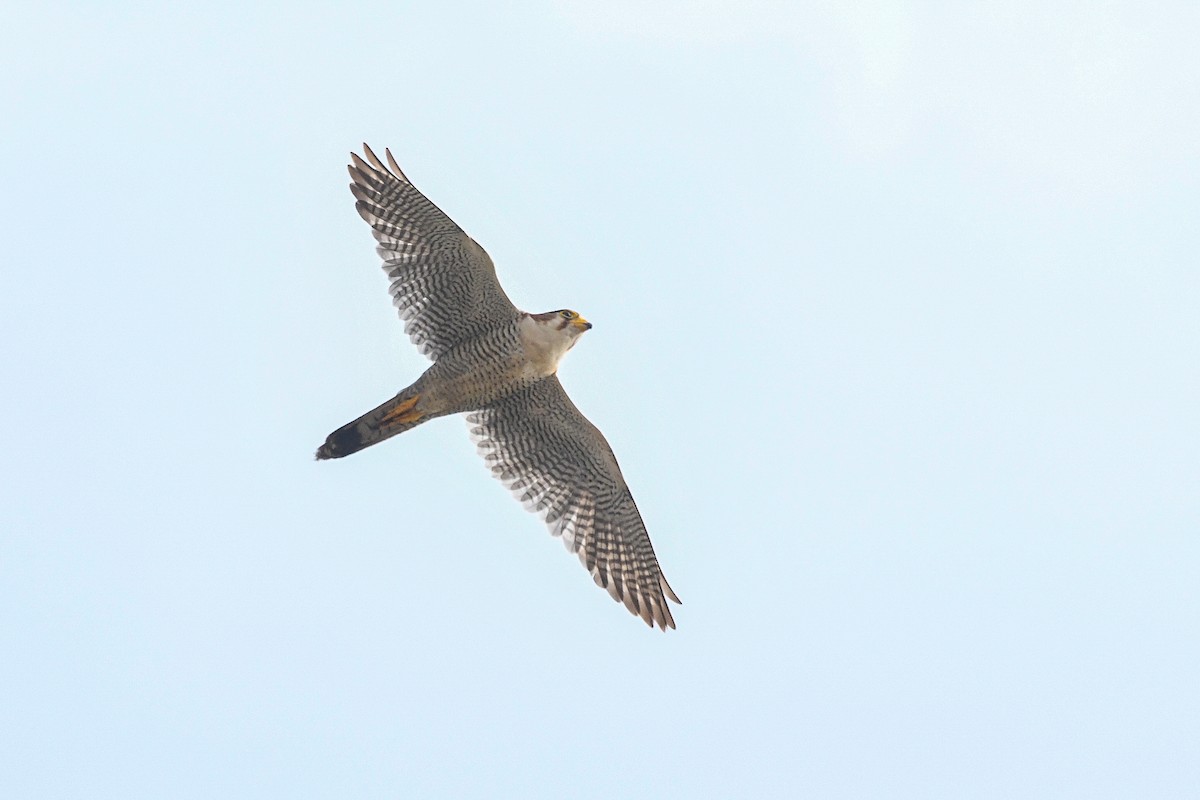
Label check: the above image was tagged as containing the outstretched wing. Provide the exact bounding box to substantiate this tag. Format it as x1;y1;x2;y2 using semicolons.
467;377;681;630
349;144;520;360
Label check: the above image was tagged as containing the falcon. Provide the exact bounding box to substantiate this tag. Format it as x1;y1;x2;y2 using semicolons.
317;145;681;630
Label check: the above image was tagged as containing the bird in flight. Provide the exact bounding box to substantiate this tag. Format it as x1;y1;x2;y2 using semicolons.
317;145;681;630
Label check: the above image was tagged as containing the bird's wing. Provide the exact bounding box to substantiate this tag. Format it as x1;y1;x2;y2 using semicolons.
467;376;681;629
349;144;520;360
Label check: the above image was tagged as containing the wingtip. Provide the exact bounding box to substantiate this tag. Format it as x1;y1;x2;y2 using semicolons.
349;152;374;179
385;147;410;182
354;201;374;224
351;144;411;184
656;597;678;631
362;142;387;174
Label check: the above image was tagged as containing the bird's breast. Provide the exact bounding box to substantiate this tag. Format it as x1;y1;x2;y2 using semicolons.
421;326;546;412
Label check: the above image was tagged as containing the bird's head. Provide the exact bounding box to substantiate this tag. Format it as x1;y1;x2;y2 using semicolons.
554;309;592;334
523;309;593;366
530;309;592;336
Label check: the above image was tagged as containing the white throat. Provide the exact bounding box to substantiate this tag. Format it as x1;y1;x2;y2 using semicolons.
518;315;576;376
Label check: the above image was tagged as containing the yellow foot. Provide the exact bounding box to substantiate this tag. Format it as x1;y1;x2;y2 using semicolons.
380;393;423;426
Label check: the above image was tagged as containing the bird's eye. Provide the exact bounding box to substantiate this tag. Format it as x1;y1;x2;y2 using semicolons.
560;310;575;320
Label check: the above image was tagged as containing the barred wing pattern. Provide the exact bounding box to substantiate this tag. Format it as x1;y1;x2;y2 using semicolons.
468;377;681;629
349;145;519;360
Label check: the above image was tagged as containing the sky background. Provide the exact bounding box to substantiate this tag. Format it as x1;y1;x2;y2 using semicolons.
2;2;1198;797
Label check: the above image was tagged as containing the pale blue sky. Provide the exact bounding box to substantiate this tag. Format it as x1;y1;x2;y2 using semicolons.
2;2;1198;798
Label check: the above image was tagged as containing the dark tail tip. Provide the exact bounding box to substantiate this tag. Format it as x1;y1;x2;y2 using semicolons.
314;426;366;460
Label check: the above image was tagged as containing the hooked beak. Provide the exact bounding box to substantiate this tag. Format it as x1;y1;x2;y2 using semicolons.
571;317;593;332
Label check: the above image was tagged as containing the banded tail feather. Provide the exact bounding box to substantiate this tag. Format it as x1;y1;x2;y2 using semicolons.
316;388;426;460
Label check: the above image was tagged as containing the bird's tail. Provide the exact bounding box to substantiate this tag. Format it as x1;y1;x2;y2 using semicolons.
315;386;428;460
